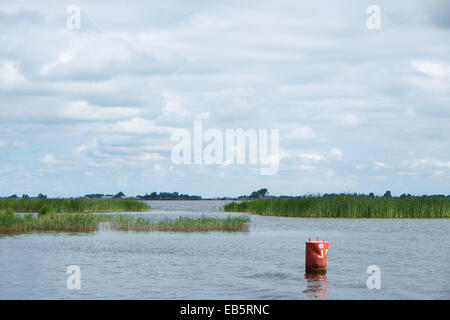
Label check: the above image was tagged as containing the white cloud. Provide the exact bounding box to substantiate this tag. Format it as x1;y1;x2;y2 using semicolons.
338;113;365;126
410;60;450;77
396;171;419;176
114;117;173;134
136;152;165;161
40;52;74;75
160;92;191;120
411;158;450;168
60;101;139;121
288;126;316;139
39;153;56;164
328;148;343;159
0;60;26;90
297;152;325;162
409;60;450;92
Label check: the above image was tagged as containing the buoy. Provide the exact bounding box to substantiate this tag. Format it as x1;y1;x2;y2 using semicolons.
305;237;329;274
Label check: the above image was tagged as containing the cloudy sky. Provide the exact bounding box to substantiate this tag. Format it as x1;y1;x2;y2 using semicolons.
0;0;449;197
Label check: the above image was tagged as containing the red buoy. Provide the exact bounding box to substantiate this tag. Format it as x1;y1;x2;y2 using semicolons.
305;237;329;274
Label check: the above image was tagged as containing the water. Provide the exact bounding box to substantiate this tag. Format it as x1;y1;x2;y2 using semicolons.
0;200;449;299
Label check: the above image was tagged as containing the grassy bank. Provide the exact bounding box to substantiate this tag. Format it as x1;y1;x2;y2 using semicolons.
0;198;150;214
0;212;251;233
224;195;450;218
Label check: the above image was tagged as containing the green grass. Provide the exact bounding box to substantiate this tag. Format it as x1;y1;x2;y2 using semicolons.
106;214;251;232
224;195;450;218
0;198;150;214
0;212;101;232
0;212;251;233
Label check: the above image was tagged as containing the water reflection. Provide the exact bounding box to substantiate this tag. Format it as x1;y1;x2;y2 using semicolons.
303;273;329;299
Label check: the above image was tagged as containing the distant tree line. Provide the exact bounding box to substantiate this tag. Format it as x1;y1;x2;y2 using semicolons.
237;189;450;199
2;189;449;200
83;191;201;200
315;191;449;198
2;193;46;199
270;190;450;198
84;193;122;199
136;192;201;200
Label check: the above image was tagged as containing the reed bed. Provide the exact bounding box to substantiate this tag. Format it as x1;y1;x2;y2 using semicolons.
224;195;450;218
106;215;251;232
0;212;101;232
0;198;150;213
0;212;251;233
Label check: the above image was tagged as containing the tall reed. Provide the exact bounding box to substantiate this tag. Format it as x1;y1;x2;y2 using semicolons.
0;212;101;232
224;195;449;218
0;212;251;233
105;215;251;232
0;198;150;213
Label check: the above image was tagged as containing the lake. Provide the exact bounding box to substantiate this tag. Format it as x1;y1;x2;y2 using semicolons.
0;200;449;299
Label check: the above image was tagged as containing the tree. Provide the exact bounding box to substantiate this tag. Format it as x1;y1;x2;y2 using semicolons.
383;190;392;198
368;192;375;198
114;191;126;198
37;193;47;199
249;188;268;198
22;194;30;199
260;188;268;198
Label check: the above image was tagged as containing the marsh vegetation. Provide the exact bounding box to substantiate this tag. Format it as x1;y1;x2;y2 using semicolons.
0;205;250;233
0;198;150;214
224;194;450;218
107;215;251;232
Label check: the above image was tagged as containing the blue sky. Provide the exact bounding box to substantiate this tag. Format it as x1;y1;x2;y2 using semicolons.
0;0;449;198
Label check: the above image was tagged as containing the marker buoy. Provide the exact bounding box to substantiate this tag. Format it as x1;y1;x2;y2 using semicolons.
305;237;329;274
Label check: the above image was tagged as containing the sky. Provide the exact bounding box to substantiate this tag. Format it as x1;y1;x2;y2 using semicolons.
0;0;449;198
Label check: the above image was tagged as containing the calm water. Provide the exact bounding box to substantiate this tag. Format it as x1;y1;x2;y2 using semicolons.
1;200;449;299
